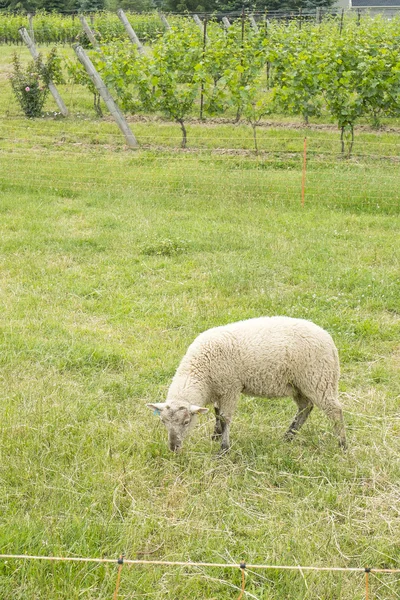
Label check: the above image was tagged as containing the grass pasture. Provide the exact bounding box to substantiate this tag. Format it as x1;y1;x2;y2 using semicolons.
0;44;400;599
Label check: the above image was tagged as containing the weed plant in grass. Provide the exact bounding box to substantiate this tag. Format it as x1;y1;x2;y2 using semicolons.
0;46;399;600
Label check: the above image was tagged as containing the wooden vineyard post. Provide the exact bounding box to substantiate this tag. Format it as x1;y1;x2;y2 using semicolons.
249;15;259;32
18;27;68;117
193;14;203;30
117;9;145;55
79;15;100;50
194;14;209;40
27;13;34;44
159;13;171;31
301;137;307;207
73;45;139;149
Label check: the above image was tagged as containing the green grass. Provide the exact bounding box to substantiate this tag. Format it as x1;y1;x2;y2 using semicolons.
0;45;400;599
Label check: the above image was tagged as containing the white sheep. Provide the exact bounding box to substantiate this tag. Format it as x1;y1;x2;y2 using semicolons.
148;316;346;453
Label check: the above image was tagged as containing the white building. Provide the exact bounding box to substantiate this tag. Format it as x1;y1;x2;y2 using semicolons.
335;0;400;12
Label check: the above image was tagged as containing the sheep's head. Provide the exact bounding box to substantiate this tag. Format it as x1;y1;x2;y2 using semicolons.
147;402;208;451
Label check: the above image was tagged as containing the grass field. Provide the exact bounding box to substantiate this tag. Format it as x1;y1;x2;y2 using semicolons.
0;44;400;599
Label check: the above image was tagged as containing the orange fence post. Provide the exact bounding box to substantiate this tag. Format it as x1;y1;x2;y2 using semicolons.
237;562;246;600
365;568;371;600
113;556;124;600
301;137;307;207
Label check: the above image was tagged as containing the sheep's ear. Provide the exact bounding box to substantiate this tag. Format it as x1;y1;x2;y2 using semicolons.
147;403;167;416
190;405;209;415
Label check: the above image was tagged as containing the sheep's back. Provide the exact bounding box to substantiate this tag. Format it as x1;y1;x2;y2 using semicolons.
177;317;339;399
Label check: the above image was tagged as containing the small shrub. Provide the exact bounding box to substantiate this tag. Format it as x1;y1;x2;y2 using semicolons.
9;48;63;119
140;238;188;257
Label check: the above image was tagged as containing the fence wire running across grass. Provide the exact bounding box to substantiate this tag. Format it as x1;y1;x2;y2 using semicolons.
0;123;399;214
0;554;399;600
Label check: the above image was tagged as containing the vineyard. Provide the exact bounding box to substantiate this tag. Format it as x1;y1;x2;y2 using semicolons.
0;9;355;46
0;11;167;44
3;12;400;153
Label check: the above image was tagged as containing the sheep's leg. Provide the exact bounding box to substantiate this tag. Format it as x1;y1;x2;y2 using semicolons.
284;391;313;440
211;391;241;454
322;400;347;449
219;415;231;454
300;388;347;449
212;405;224;440
217;395;239;454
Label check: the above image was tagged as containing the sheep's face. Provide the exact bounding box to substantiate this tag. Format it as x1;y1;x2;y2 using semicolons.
147;402;208;451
